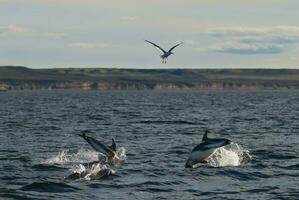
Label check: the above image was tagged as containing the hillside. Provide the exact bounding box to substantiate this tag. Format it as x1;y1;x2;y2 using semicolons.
1;66;299;90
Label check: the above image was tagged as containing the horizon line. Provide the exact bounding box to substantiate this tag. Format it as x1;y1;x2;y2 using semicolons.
1;65;299;70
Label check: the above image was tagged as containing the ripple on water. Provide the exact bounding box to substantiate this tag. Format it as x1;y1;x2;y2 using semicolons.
1;90;299;200
32;164;68;171
20;181;80;193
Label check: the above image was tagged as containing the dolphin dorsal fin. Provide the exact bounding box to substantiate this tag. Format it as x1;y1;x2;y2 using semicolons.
110;138;116;151
202;130;209;141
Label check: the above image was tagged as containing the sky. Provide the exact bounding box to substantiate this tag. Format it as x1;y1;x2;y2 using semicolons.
1;0;299;68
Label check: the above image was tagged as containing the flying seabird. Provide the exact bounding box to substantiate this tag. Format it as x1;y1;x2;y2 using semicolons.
144;40;183;64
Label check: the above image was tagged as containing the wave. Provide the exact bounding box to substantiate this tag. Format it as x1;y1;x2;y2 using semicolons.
273;163;299;170
32;164;68;171
136;120;202;125
20;181;79;193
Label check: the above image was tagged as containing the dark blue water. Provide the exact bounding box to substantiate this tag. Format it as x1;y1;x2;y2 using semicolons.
0;90;298;200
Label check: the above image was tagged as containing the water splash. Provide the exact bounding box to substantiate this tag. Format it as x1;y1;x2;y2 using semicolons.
44;149;99;165
70;163;116;181
45;148;126;181
112;147;127;165
45;147;127;165
70;147;126;180
206;143;252;167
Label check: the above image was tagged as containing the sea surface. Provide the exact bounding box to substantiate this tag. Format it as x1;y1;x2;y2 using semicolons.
0;90;298;200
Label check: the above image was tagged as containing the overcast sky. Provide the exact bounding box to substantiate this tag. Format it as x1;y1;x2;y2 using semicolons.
1;0;299;68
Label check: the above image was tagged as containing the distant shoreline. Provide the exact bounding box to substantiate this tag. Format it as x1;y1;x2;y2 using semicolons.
1;66;299;91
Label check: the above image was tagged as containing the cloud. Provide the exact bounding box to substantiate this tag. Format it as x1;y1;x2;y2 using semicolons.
238;35;299;45
0;25;67;40
210;41;284;55
0;25;27;34
43;32;67;38
205;26;299;55
204;26;299;37
0;0;100;4
69;42;111;49
184;39;195;45
120;16;136;22
194;47;205;53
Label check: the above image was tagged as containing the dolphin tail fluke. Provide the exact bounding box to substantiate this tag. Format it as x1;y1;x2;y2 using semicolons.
202;130;209;141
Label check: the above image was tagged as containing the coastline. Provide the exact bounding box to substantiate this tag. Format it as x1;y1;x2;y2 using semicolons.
1;66;299;91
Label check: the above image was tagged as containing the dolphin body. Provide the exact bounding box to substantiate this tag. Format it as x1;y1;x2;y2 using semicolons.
185;130;231;168
79;133;117;160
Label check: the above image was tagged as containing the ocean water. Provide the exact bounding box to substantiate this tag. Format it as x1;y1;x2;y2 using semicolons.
0;90;298;200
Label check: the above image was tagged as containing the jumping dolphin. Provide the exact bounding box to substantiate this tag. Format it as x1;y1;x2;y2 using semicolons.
144;40;183;64
185;130;231;168
79;133;116;160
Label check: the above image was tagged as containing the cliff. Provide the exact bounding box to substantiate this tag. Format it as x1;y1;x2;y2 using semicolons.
1;66;299;91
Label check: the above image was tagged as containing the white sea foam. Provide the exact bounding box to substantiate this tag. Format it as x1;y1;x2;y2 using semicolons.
112;147;127;165
71;162;116;181
45;147;126;180
45;147;127;165
44;149;100;165
206;142;252;167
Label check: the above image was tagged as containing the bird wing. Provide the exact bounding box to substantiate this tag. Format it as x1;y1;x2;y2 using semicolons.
168;42;183;52
144;40;166;53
